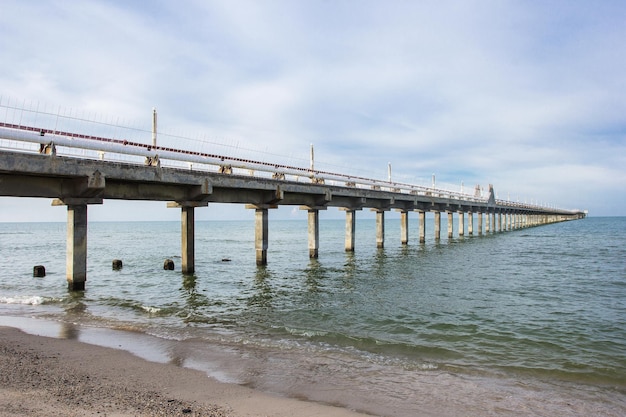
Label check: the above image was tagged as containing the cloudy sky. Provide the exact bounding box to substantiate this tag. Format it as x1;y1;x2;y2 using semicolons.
1;0;625;221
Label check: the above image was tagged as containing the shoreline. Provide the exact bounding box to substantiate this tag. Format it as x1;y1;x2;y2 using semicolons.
1;319;625;417
0;325;370;417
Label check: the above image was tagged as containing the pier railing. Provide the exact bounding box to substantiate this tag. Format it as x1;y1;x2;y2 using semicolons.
0;98;577;214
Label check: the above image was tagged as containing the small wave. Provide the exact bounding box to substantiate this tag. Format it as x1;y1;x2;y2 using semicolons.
285;326;329;337
140;305;161;314
0;295;45;305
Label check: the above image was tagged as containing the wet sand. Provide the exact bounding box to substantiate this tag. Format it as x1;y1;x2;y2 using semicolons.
0;326;368;417
2;324;625;417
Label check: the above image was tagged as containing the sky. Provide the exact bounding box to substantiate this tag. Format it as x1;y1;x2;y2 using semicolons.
1;0;625;222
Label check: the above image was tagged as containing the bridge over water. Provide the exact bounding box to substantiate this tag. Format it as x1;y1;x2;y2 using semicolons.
0;104;585;290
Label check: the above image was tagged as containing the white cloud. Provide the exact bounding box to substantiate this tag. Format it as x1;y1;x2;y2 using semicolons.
1;0;625;217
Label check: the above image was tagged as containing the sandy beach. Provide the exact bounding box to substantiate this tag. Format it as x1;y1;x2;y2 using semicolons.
0;326;369;417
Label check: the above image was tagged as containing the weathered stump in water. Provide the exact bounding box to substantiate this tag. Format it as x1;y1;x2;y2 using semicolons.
33;265;46;277
163;259;175;270
112;259;123;270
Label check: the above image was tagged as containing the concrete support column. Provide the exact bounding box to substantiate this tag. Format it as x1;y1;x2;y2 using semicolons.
344;209;356;252
498;212;503;232
400;210;409;245
458;211;465;237
374;210;385;248
255;208;269;266
418;211;426;243
486;211;491;233
447;211;454;238
308;209;319;258
434;211;441;241
181;206;195;274
168;201;208;274
478;212;483;236
491;213;496;233
468;212;474;236
66;204;88;291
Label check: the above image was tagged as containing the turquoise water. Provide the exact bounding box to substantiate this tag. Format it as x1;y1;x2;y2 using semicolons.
1;216;625;416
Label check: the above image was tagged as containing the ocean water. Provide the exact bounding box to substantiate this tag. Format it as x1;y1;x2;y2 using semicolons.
1;216;625;416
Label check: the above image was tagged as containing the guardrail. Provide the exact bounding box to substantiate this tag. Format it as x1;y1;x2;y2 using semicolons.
0;122;489;202
0;121;578;214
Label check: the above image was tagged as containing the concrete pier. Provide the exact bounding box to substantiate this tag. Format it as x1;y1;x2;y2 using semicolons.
418;211;426;243
486;211;491;233
66;204;87;291
52;198;102;291
253;207;269;266
168;202;207;274
399;210;409;245
308;209;320;258
182;206;195;273
374;209;386;248
344;209;357;252
0;144;586;290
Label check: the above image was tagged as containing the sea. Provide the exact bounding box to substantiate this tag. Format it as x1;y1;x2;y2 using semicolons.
1;216;625;416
